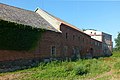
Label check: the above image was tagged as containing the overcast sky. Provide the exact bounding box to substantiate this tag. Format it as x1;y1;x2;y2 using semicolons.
1;0;120;47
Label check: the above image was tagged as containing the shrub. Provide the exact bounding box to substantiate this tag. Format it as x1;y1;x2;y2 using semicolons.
65;63;74;71
74;64;88;75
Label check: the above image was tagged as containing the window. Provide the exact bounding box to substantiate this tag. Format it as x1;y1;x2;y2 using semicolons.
91;40;93;44
51;46;56;57
73;35;75;40
95;41;97;45
72;47;76;54
72;46;80;56
98;42;100;46
63;46;68;56
94;32;96;35
83;38;84;43
86;39;88;44
78;36;80;40
66;33;68;39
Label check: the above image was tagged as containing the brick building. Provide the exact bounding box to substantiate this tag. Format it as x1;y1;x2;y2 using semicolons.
35;8;103;58
0;3;111;62
84;29;113;56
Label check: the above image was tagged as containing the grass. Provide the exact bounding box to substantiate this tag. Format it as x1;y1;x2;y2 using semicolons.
0;51;120;80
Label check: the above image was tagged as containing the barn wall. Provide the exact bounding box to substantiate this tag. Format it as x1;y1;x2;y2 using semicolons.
0;25;104;61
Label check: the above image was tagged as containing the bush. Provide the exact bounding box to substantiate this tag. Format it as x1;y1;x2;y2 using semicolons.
74;64;88;75
65;63;74;71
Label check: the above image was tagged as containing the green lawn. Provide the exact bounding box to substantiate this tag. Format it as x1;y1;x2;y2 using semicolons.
0;51;120;80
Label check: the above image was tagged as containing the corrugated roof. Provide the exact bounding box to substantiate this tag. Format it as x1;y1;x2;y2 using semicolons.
0;3;59;32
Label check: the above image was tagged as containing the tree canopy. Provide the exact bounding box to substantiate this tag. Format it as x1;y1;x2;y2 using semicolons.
115;32;120;51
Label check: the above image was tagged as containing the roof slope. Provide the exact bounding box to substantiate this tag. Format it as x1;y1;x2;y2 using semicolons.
35;8;86;34
0;3;59;32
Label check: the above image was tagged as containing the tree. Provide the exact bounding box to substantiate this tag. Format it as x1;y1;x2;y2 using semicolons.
115;32;120;51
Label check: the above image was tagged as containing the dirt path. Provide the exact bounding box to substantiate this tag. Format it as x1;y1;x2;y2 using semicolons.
0;70;114;80
0;73;21;80
92;69;113;80
87;61;115;80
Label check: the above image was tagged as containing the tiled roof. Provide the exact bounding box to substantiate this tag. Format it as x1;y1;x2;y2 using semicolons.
0;3;59;32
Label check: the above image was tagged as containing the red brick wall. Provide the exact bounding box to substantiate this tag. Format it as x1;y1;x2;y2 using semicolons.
0;50;34;61
0;30;62;61
0;24;103;61
91;39;102;57
34;30;62;58
34;23;95;59
60;24;91;58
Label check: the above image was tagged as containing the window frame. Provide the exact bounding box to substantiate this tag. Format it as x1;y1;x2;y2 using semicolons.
51;45;56;57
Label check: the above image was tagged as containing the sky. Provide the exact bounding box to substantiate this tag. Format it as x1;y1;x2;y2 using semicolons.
1;0;120;47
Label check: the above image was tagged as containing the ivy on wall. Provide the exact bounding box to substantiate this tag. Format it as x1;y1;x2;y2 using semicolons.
0;20;45;51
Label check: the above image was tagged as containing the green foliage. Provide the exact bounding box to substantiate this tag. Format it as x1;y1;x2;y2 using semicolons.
75;59;110;76
15;59;110;79
0;20;45;51
89;59;110;74
114;62;120;70
1;52;120;80
65;63;74;71
115;32;120;51
74;64;88;75
112;51;120;57
0;57;112;80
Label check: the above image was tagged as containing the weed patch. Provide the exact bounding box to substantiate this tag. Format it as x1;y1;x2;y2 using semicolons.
74;64;88;75
114;62;120;70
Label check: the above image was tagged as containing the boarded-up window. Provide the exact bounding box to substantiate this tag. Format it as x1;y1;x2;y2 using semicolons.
63;46;68;56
